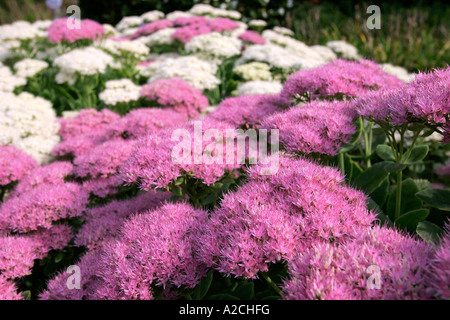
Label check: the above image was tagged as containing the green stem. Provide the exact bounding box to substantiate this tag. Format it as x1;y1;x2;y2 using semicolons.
363;121;374;168
338;152;345;174
395;169;403;220
260;272;282;296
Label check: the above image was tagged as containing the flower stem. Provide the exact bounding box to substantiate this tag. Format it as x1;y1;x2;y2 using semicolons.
338;152;345;175
395;169;403;220
260;272;282;296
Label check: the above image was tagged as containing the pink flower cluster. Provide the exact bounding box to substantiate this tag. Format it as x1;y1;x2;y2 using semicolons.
428;222;450;299
0;225;72;279
95;202;208;299
131;19;174;39
121;119;247;189
238;30;266;44
195;155;376;278
0;275;22;300
0;182;88;232
280;59;404;105
47;18;105;43
356;67;450;141
141;77;209;118
172;16;240;43
261;100;357;156
206;94;284;129
282;225;434;299
11;161;73;197
0;146;38;187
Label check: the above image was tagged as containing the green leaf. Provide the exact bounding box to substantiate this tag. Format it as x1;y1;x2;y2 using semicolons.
367;198;390;225
416;221;444;245
234;282;255;300
54;252;64;263
376;145;395;161
339;117;362;153
416;188;450;211
174;176;184;185
395;209;429;230
386;178;423;220
207;294;240;300
353;161;403;195
370;177;389;207
404;145;429;164
196;271;214;300
21;290;32;300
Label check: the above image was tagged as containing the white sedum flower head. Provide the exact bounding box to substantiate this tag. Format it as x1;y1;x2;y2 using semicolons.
236;80;283;96
233;62;272;81
144;56;220;90
326;40;360;60
141;10;165;22
96;39;150;59
99;79;141;106
0;92;60;164
116;16;144;32
13;59;49;78
185;32;242;61
53;47;115;84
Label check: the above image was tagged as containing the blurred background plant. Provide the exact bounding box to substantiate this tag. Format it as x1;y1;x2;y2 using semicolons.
1;0;447;72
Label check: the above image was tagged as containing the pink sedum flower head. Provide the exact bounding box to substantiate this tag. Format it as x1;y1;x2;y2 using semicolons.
0;145;38;186
429;221;450;299
58;108;120;141
120;128;182;190
0;275;22;300
356;67;450;140
103;108;188;140
11;161;73;197
206;94;284;129
171;17;239;43
0;183;88;232
0;225;72;279
47;18;105;43
96;202;208;299
141;77;209;118
197;155;376;278
75;191;170;250
282;225;434;300
73;138;135;179
131;19;173;38
238;30;266;44
261;100;357;156
281;59;404;105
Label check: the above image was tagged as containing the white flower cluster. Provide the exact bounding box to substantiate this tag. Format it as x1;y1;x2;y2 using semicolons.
102;24;121;37
0;21;46;41
233;62;272;81
99;79;141;106
326;40;360;60
235;44;320;71
96;39;150;59
115;16;143;32
144;56;220;90
236;80;283;96
13;58;49;78
141;10;165;23
185;32;242;61
189;4;241;19
262;30;324;62
273;26;294;36
137;28;176;47
0;64;26;92
309;45;338;62
0;92;60;164
53;47;115;85
165;10;193;21
381;63;415;83
249;19;267;27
